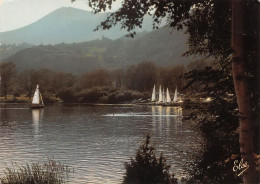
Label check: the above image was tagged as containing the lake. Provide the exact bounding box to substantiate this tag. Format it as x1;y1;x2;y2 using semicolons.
0;103;202;183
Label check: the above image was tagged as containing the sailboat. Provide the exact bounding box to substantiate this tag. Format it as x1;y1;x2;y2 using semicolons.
151;85;156;102
173;86;178;102
158;85;163;102
31;84;44;109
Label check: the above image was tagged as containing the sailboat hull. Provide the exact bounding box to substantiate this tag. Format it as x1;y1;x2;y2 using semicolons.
31;104;44;109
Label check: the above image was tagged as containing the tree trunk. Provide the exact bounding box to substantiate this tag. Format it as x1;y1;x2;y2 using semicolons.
231;0;257;183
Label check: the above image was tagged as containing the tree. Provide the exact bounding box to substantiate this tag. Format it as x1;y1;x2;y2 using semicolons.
123;135;177;184
52;72;76;93
111;69;124;88
0;62;16;99
18;69;37;99
34;69;56;96
231;1;258;183
125;62;158;91
160;65;186;92
77;0;259;183
182;59;240;183
185;60;210;93
76;69;112;90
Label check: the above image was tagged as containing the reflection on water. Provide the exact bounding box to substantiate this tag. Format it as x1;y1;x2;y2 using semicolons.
32;109;44;135
152;106;183;136
0;104;201;184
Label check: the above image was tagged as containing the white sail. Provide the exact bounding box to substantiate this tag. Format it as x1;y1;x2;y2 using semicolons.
166;88;171;103
151;85;156;102
32;85;40;104
173;86;178;102
158;85;162;102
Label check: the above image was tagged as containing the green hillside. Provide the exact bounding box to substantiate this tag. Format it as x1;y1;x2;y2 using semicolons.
0;43;33;61
2;27;192;74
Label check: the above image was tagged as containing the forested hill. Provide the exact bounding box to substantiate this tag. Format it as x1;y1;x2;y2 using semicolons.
2;27;192;74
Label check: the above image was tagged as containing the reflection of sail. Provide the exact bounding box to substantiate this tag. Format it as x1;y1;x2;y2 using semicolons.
32;109;44;135
173;107;183;133
151;106;183;136
152;106;156;129
157;106;163;135
166;107;171;126
165;107;171;136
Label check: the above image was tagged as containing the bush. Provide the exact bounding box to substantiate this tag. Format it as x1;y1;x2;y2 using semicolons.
56;88;77;103
107;90;144;103
0;159;71;184
56;86;148;104
123;135;177;184
42;95;59;104
77;87;107;103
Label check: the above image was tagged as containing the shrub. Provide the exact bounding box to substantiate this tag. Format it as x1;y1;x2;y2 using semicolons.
0;159;71;184
107;90;144;103
77;87;107;103
42;95;59;104
123;135;177;184
99;95;108;103
56;88;77;103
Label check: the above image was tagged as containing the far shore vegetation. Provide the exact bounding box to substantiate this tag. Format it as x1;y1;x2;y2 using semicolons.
0;60;208;104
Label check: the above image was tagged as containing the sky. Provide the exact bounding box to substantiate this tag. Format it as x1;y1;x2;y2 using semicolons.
0;0;122;32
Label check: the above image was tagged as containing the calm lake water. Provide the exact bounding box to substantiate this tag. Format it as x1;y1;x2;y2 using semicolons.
0;103;202;183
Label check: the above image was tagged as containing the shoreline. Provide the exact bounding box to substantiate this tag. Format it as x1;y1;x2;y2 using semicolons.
0;101;201;108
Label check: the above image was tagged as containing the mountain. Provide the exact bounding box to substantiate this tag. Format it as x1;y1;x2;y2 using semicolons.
2;26;192;74
0;7;154;45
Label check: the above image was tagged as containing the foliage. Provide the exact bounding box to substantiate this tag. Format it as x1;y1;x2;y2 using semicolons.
18;69;38;99
125;62;158;91
0;62;16;99
56;88;77;103
0;159;71;184
182;59;241;183
76;69;112;90
107;90;145;103
1;61;188;103
77;87;108;103
160;65;186;91
182;58;258;183
123;135;177;184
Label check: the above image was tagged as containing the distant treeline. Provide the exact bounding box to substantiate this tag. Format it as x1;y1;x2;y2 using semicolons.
0;60;209;103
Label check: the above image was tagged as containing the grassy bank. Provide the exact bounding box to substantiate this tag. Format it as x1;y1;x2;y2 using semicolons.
0;159;71;184
0;95;31;103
